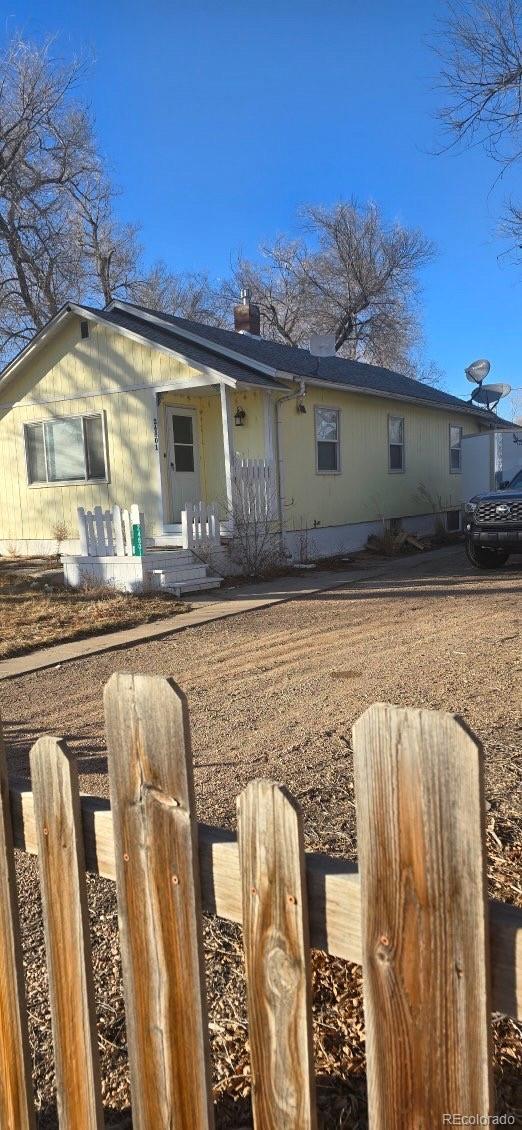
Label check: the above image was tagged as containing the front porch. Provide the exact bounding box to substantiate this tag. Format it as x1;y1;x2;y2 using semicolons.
151;380;278;547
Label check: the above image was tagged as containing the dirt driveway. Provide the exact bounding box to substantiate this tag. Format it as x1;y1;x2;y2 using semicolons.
2;546;520;859
2;545;521;1125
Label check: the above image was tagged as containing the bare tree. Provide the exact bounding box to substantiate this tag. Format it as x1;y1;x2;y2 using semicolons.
435;1;522;247
0;36;218;361
218;201;435;374
437;0;522;164
126;263;224;323
0;38;105;355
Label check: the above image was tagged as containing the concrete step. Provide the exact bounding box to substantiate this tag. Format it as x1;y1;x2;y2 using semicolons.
152;564;209;583
146;549;196;566
163;576;222;597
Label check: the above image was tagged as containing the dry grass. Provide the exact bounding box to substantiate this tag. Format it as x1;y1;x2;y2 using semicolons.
0;562;188;660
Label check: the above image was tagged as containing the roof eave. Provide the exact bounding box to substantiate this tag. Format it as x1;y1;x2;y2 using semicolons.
107;300;279;380
277;370;508;424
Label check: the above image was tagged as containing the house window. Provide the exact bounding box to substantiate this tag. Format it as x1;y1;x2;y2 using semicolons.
171;414;195;472
446;509;461;532
24;414;107;485
315;407;340;472
388;416;405;472
450;425;462;472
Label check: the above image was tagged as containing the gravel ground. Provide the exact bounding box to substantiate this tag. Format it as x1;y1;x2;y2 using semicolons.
2;546;521;1126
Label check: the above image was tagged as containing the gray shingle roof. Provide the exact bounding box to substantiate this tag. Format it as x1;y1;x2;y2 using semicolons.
106;301;510;425
93;307;283;389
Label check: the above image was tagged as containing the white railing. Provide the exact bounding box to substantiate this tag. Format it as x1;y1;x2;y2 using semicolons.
181;501;220;551
233;457;273;521
77;504;145;558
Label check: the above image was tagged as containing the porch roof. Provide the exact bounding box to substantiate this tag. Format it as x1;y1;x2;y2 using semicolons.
93;306;285;390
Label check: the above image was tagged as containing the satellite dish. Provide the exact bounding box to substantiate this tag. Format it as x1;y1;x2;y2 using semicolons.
465;359;491;384
471;382;511;409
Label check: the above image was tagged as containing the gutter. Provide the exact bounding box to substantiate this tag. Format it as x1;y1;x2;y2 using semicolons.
277;372;510;426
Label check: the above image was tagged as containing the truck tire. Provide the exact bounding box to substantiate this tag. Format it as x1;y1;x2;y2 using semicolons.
465;540;509;569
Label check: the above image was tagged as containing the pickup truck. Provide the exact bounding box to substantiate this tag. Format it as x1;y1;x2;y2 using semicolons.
464;469;522;568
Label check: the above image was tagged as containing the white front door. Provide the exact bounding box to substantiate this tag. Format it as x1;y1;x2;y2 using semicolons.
165;407;201;523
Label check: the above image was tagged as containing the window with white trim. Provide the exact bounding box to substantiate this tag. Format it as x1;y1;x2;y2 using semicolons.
24;414;107;485
315;407;340;472
388;415;405;472
450;425;462;473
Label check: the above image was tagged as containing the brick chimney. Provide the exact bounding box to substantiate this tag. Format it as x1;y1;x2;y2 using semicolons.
234;288;261;335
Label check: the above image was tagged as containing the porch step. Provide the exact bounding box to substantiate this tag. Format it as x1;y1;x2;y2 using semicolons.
151;563;209;584
145;548;195;565
166;576;222;597
157;573;222;597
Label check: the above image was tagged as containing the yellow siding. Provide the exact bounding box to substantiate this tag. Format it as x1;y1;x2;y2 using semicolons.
0;317;271;542
0;312;486;548
0;320;208;541
280;385;482;531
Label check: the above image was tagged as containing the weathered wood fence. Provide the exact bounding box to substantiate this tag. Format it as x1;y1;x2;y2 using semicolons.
0;674;521;1129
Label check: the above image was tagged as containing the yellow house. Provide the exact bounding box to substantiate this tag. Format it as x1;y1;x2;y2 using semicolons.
0;297;504;562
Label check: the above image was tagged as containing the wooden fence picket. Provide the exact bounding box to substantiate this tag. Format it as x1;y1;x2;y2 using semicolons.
0;679;519;1128
353;704;493;1129
0;718;35;1130
30;737;103;1130
104;673;214;1130
238;780;317;1130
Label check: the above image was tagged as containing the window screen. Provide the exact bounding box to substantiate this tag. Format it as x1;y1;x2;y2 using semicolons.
315;408;340;471
25;414;106;484
25;424;47;484
84;415;106;479
44;418;85;481
388;416;404;471
450;425;462;472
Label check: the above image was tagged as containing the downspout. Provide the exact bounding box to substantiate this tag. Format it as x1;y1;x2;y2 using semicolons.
274;379;307;551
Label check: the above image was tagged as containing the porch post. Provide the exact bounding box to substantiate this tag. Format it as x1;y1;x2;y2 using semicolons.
220;383;235;519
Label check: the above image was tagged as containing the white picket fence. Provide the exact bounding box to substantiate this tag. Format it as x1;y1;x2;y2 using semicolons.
233;457;273;521
77;504;145;558
181;501;220;551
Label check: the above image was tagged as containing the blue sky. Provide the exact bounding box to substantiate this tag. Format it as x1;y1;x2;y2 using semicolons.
2;0;521;407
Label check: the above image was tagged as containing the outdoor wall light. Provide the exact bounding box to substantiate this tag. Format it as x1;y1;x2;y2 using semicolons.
234;407;246;426
297;401;307;413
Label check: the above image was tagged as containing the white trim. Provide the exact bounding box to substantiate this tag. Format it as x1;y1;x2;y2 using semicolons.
107;299;278;378
2;376;230;412
314;405;341;474
23;410;109;487
0;304;242;401
164;405;202;523
276;371;503;425
220;384;235;515
449;423;463;474
388;413;405;474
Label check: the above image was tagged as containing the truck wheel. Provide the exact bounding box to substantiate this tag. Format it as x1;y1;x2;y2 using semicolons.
465;540;509;569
